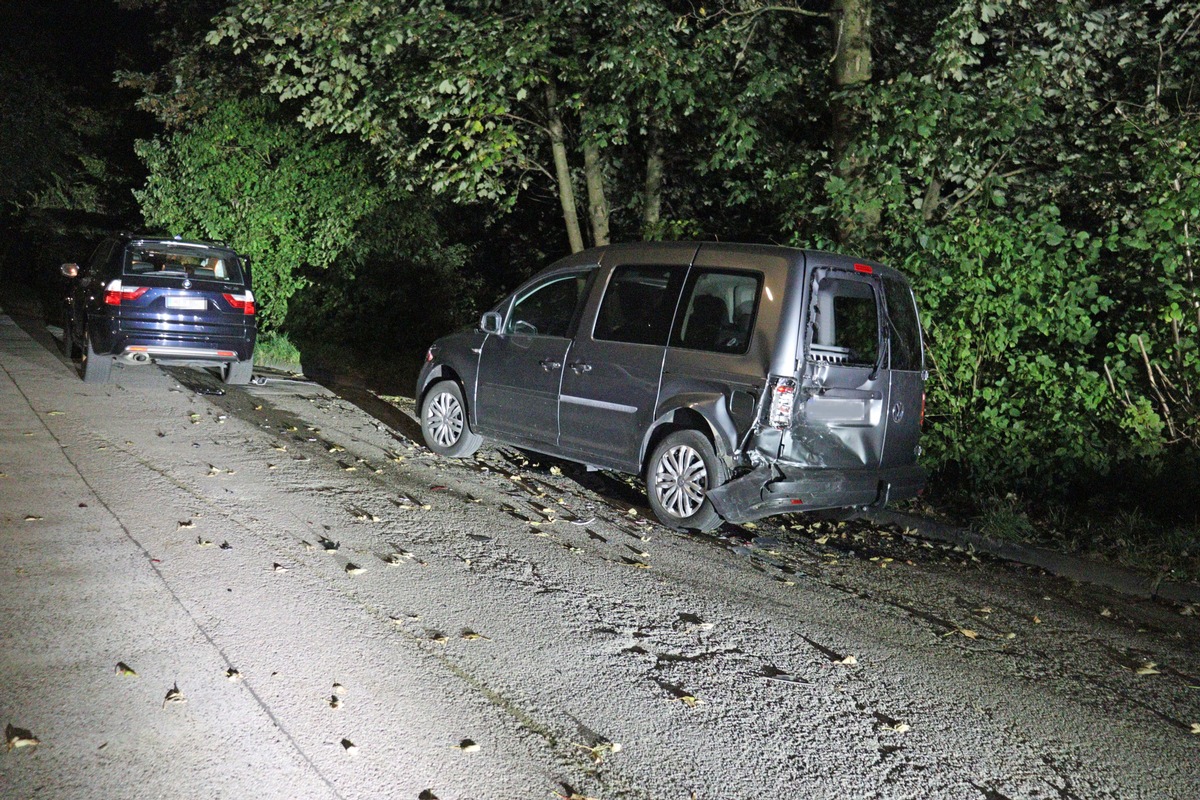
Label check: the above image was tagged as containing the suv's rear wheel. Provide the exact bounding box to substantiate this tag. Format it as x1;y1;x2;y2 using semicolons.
421;380;483;457
647;429;727;532
81;330;112;384
222;359;254;385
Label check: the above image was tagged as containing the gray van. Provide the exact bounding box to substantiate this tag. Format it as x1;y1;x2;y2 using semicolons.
417;242;925;531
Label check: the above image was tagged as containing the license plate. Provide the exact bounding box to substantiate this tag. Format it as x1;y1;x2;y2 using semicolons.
166;296;208;310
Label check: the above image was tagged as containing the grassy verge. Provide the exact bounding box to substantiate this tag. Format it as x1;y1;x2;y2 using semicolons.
968;492;1199;585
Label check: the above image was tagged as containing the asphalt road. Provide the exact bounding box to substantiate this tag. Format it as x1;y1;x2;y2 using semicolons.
1;309;1197;800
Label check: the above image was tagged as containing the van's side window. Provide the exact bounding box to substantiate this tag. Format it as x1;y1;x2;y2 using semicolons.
810;276;880;368
593;265;685;346
882;277;923;371
507;272;592;338
670;270;762;354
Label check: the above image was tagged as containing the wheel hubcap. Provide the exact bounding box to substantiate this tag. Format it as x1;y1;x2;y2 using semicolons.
653;444;708;519
426;392;464;447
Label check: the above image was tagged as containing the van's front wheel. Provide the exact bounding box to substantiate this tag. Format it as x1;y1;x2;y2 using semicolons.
646;430;727;532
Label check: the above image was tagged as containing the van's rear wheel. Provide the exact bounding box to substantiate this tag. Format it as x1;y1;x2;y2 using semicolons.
646;430;727;532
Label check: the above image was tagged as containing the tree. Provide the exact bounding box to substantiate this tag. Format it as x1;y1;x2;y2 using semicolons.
135;97;386;330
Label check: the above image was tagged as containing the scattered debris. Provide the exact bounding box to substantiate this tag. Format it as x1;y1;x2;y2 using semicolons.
225;668;242;682
114;662;138;677
5;724;39;751
345;563;365;575
452;738;480;752
162;683;186;709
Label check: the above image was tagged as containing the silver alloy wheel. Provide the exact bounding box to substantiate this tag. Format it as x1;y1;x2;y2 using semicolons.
653;444;709;519
426;390;465;448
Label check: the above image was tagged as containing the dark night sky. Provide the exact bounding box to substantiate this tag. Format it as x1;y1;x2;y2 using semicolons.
1;1;153;96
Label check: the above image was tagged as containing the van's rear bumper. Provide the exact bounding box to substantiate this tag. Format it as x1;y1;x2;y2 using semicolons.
707;463;926;524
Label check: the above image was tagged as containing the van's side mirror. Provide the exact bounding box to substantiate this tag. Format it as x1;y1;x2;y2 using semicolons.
60;263;79;279
480;311;503;334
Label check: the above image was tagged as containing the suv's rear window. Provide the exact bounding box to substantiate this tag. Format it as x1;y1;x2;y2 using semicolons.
122;243;244;283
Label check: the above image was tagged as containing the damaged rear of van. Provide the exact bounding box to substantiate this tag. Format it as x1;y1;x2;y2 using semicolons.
417;242;926;531
706;249;926;524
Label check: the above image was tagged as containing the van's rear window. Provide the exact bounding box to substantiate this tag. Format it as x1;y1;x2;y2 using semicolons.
882;276;923;372
123;244;244;283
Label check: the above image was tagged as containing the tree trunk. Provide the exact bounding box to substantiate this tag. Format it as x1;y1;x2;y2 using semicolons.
641;125;664;240
545;81;584;253
582;139;610;247
830;0;877;244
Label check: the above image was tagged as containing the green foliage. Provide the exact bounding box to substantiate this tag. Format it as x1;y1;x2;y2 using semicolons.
287;198;475;359
134;97;385;330
810;0;1200;494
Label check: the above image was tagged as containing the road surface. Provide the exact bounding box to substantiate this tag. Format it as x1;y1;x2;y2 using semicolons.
1;309;1197;799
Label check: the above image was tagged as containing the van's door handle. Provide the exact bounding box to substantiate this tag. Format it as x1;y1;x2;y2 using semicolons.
569;362;592;374
539;359;562;371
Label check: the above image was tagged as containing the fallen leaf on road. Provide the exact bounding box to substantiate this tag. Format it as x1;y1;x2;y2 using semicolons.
835;655;858;666
945;628;980;640
114;662;138;677
5;724;39;751
1134;662;1160;675
1190;723;1200;735
46;410;64;416
23;515;43;522
574;741;621;763
452;739;480;752
328;696;342;709
340;738;357;755
318;538;339;553
461;630;490;641
272;563;289;572
196;537;213;547
1032;615;1042;624
162;683;186;708
550;466;562;476
676;695;701;708
218;541;232;550
225;668;242;682
885;722;911;733
345;563;365;575
177;520;195;529
1100;608;1112;617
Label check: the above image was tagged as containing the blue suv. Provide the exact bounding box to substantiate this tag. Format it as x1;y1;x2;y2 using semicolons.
60;234;257;384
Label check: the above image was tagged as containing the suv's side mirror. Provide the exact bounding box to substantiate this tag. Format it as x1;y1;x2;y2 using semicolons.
61;263;79;279
480;311;503;335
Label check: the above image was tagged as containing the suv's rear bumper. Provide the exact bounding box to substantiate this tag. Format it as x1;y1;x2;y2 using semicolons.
93;316;256;363
708;462;926;524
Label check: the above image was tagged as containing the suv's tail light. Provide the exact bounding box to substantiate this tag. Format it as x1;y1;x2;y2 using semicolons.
767;377;797;429
103;280;148;306
223;290;256;315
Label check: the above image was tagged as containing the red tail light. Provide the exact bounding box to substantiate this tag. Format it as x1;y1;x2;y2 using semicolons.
767;377;797;429
853;263;874;274
103;281;148;306
223;291;256;315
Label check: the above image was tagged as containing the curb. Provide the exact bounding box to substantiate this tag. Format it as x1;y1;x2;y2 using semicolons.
867;510;1200;606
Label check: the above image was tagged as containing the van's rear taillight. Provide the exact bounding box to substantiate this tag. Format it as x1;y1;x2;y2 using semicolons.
223;291;256;315
103;280;148;306
767;377;797;429
920;392;926;428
